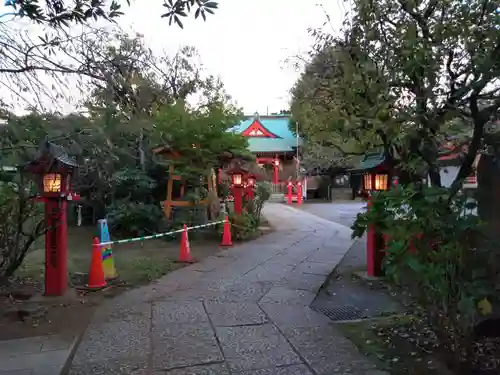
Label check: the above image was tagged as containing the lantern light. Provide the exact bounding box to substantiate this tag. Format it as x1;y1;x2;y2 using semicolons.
374;174;388;190
43;173;62;193
273;159;280;167
232;172;243;187
364;173;389;191
247;176;256;187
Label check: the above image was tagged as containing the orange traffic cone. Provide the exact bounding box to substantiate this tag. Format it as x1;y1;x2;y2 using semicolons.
177;224;196;263
221;216;233;247
86;237;107;290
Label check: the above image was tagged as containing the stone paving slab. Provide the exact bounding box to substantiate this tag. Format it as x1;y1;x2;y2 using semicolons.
0;334;75;375
280;325;379;375
205;301;268;326
237;364;314;375
153;300;208;325
67;203;387;375
216;324;302;372
156;363;230;374
277;272;326;293
259;287;317;306
258;303;331;329
69;357;149;375
293;261;337;276
151;322;224;370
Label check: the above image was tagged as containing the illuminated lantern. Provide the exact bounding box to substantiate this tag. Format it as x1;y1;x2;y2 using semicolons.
231;172;243;188
245;174;256;200
43;173;62;193
25;141;80;296
363;173;389;191
226;163;249;215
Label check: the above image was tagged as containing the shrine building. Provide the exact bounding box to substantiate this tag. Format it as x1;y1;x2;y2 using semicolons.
232;113;301;189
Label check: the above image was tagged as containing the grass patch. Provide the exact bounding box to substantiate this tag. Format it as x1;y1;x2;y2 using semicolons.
337;314;450;375
114;254;178;285
15;225;221;287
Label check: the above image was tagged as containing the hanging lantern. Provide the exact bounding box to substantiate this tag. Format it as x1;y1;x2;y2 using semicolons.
247;176;256;187
374;173;389;190
364;173;389;191
43;173;62;193
232;172;243;187
363;174;373;191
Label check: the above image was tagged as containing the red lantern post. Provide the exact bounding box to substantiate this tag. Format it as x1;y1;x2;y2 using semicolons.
364;172;389;277
26;141;79;296
272;158;280;185
296;181;303;205
246;175;256;200
226;163;249;215
287;181;293;205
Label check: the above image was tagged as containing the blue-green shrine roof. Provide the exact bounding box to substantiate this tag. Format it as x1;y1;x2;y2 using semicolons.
232;114;301;153
349;152;386;173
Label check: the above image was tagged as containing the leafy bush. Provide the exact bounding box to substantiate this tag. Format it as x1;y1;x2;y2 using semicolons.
352;185;493;369
106;200;164;237
250;181;271;225
227;210;257;241
0;180;44;282
105;168;166;237
111;168;157;203
223;181;272;241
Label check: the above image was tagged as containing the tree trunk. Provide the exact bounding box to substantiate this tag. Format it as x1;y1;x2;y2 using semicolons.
477;154;500;290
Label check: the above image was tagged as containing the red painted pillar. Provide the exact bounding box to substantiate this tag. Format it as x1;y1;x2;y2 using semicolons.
366;196;377;277
297;182;303;205
287;181;293;205
273;163;279;184
233;187;243;215
247;187;255;200
44;198;68;296
366;196;384;277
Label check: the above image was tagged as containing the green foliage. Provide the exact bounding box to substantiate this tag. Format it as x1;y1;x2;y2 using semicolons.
105;168;164;236
228;211;257;241
0;179;44;281
106;200;164;237
290;44;387;170
295;0;500;191
226;181;272;241
150;100;247;180
10;0;218;27
352;185;493;366
111;168;157;202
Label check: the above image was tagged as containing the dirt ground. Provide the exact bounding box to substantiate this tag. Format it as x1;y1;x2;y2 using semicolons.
0;225;232;341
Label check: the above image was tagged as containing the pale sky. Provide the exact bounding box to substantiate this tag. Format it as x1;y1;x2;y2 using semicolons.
120;0;346;114
0;0;348;114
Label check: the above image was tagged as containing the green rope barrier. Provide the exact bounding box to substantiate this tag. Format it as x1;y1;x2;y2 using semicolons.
99;220;226;247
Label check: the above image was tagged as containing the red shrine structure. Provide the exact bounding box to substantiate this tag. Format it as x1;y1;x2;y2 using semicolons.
233;113;303;196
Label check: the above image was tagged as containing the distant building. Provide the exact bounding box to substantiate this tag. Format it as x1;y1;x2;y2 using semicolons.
232;113;303;191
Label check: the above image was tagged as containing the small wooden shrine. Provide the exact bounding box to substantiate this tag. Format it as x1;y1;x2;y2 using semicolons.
152;145;218;219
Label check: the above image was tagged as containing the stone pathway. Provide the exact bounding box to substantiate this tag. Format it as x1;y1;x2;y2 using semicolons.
0;334;76;375
68;203;387;375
